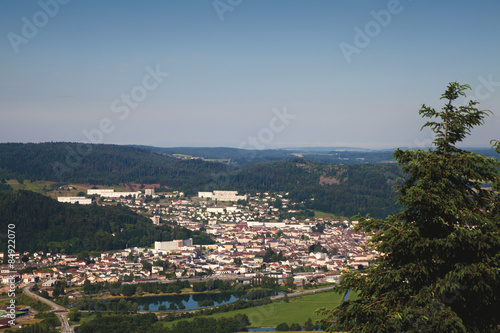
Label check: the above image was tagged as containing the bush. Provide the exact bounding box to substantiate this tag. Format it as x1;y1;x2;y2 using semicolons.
276;322;290;331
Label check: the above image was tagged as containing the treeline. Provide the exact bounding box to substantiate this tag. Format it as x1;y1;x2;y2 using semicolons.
0;190;214;254
73;312;250;333
191;279;234;292
120;280;191;296
167;314;250;333
75;298;139;313
275;317;324;331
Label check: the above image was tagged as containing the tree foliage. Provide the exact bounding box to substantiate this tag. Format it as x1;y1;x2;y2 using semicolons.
168;314;250;333
321;82;500;332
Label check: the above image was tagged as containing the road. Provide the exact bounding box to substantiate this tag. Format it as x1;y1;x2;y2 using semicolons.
23;284;73;333
270;285;335;300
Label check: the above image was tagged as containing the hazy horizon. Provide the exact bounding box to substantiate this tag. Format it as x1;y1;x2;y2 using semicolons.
1;141;498;152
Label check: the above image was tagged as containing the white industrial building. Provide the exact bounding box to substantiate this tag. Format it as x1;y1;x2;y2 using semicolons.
198;190;247;202
213;190;247;201
154;239;193;252
87;189;141;198
246;221;286;228
87;189;115;196
57;197;92;205
207;207;225;213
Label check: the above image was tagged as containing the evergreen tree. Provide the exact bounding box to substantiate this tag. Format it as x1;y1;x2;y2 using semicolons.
304;317;314;331
321;82;500;332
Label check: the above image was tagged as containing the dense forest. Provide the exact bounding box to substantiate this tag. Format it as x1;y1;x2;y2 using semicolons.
0;142;406;217
0;142;226;190
0;190;214;254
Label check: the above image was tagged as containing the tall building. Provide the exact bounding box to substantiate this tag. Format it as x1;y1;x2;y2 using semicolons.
151;215;161;225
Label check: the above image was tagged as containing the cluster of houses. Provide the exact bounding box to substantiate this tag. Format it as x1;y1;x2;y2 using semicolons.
2;221;374;292
2;190;377;295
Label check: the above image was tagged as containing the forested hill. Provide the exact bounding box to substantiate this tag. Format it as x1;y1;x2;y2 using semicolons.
0;142;402;217
0;142;226;189
0;190;213;254
224;159;403;217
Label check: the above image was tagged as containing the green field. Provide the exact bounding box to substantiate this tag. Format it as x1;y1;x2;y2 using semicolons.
4;179;133;200
313;210;348;221
6;179;46;193
159;290;342;329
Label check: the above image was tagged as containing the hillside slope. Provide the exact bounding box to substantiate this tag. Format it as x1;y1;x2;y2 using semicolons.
0;189;213;254
0;142;225;190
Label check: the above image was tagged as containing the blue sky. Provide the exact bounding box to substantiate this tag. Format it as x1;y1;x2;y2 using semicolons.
1;0;499;149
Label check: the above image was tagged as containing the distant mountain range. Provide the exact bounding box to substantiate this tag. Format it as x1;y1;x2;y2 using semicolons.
132;144;499;165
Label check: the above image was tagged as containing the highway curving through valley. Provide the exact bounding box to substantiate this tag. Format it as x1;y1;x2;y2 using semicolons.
23;284;73;333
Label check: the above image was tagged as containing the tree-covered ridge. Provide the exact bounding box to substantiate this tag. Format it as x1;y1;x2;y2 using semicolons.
0;142;226;189
0;142;403;217
0;190;213;254
136;145;500;165
229;159;403;217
